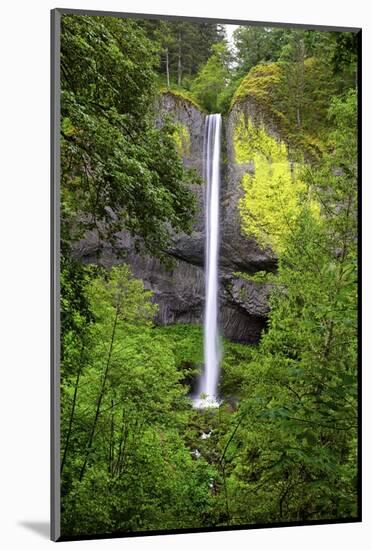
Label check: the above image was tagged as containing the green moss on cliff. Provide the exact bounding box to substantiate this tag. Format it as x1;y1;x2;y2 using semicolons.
172;122;191;157
233;270;277;284
234;113;319;254
232;62;282;108
230;61;325;160
159;86;205;112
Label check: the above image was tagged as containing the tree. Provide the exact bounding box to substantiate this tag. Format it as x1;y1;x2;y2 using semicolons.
60;15;199;258
138;19;225;88
60;266;215;535
233;27;356;138
222;91;358;524
233;26;288;75
191;42;232;113
279;31;307;128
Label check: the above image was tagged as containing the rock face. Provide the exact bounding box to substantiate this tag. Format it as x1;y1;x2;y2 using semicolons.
73;92;277;343
222;104;278;275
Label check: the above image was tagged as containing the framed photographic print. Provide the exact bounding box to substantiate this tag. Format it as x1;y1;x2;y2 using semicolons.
51;7;361;541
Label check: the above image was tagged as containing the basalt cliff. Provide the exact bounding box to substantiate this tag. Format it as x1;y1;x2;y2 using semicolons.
73;91;283;343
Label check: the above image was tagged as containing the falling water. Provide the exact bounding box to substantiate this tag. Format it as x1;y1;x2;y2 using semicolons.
194;114;222;408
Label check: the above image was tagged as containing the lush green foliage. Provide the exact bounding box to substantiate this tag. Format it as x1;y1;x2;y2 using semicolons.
61;15;199;258
233;62;282;106
231;30;357;154
60;15;358;537
234;111;320;254
219;91;358;524
190;42;232;113
61;268;216;535
158;86;205;112
172;122;191;158
138;19;225;88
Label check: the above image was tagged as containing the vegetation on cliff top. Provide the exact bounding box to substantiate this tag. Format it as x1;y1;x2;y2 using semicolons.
158;86;205;112
232;62;282;106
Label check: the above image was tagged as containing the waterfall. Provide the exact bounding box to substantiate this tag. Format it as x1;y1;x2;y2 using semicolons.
194;114;222;408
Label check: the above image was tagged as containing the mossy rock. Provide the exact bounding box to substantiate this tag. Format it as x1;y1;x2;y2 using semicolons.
172;122;191;158
158;87;205;113
230;62;325;161
232;112;320;255
232;62;282;108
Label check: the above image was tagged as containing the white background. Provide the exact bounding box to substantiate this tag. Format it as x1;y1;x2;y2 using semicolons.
0;0;369;547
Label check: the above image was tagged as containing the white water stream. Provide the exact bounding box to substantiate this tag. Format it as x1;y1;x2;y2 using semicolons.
194;114;222;408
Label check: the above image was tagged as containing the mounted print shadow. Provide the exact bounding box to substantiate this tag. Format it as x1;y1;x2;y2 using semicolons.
51;8;361;542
